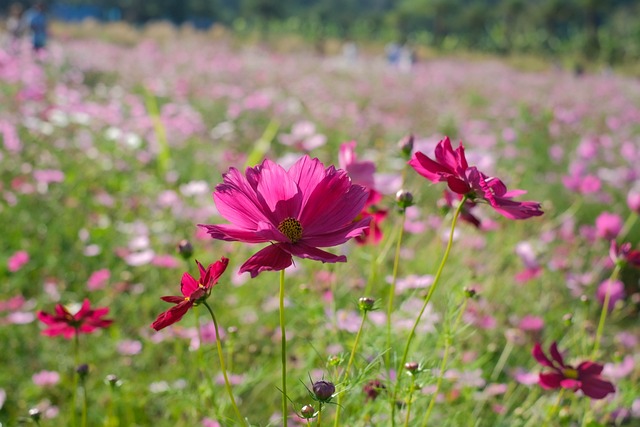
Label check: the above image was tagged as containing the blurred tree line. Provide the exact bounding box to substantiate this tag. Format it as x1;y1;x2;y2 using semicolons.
4;0;640;64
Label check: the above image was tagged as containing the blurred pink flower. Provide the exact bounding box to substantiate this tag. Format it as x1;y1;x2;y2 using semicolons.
200;156;370;277
151;255;181;269
87;269;110;291
518;315;544;332
8;250;29;272
595;212;623;240
32;370;61;387
202;418;221;427
117;339;143;356
33;169;65;184
596;279;625;312
37;299;113;339
627;187;640;214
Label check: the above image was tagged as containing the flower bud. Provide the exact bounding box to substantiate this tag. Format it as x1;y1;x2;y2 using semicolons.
464;287;477;299
363;379;385;400
358;297;375;312
312;380;335;402
327;355;341;366
398;134;414;159
396;190;414;211
105;374;121;388
177;239;193;260
404;361;419;373
300;404;316;419
76;364;89;380
562;313;573;326
29;408;41;422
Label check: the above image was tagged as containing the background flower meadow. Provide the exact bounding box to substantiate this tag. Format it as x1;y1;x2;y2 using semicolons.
1;26;639;426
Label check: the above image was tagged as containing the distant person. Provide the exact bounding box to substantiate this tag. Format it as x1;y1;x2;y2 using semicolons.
6;3;26;53
385;42;400;66
24;2;48;52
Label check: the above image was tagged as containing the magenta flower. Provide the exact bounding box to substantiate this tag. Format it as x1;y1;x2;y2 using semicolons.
7;250;29;272
532;342;615;399
199;156;370;277
595;212;623;240
152;258;229;331
609;241;640;268
409;137;543;220
37;299;113;339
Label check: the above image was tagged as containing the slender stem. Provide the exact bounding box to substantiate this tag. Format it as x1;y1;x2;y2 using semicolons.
71;330;80;427
279;269;289;427
591;265;621;359
543;389;565;427
421;298;469;427
316;404;322;426
391;196;466;424
403;374;416;427
619;212;637;241
202;301;245;426
81;377;88;427
386;210;407;369
334;311;368;426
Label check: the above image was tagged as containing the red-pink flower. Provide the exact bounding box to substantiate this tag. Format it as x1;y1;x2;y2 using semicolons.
339;141;388;245
609;241;640;268
37;299;113;339
532;342;615;399
199;156;370;277
409;137;543;220
151;258;229;331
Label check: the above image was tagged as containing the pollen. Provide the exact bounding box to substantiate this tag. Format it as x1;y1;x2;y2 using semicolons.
562;368;579;379
278;217;303;243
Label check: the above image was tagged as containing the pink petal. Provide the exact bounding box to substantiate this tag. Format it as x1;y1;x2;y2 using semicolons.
560;379;581;390
532;343;554;368
580;377;616;399
255;159;302;219
549;342;566;367
161;296;184;304
239;244;293;278
303;217;371;247
409;152;452;182
539;372;564;389
180;273;199;297
577;361;604;376
286;242;347;264
288;155;329;208
213;167;272;228
198;223;274;243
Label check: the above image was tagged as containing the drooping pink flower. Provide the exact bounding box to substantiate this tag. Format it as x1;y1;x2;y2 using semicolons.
37;299;113;339
7;250;29;272
609;241;640;268
151;258;229;331
439;190;481;228
532;342;615;399
339;141;388;245
408;137;543;220
199;156;370;277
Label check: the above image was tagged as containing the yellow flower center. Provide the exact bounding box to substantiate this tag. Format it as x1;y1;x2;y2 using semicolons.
563;368;579;379
278;217;303;243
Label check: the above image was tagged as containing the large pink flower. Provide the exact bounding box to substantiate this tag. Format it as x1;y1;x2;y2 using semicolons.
409;137;543;220
199;156;370;277
532;342;615;399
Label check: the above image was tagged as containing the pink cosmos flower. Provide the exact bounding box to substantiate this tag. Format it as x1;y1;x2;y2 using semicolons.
339;142;388;245
532;342;615;399
199;156;370;277
595;212;623;240
151;258;229;331
596;279;625;312
87;269;110;291
8;250;29;272
609;241;640;268
408;137;543;220
32;370;61;387
37;299;113;339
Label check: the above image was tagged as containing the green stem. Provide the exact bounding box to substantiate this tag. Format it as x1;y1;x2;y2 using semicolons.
316;404;322;426
81;377;88;427
403;374;416;427
619;212;637;241
421;298;469;427
591;264;621;359
279;269;289;427
71;330;80;427
202;301;245;426
334;311;368;426
386;210;407;369
391;196;466;424
543;389;565;427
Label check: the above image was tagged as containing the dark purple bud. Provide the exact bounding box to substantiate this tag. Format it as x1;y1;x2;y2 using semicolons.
312;380;335;402
177;239;193;259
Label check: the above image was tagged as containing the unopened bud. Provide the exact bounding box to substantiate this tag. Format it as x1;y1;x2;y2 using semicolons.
105;374;121;388
76;364;89;380
464;287;477;299
404;361;419;373
396;190;414;211
29;408;41;421
562;313;573;326
358;297;375;312
327;355;341;366
177;239;193;259
300;404;316;419
398;134;414;159
312;380;335;402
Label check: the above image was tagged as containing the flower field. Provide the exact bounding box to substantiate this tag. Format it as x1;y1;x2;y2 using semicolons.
1;29;639;427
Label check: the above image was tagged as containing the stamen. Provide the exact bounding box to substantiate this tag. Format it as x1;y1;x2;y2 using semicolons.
278;217;303;243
